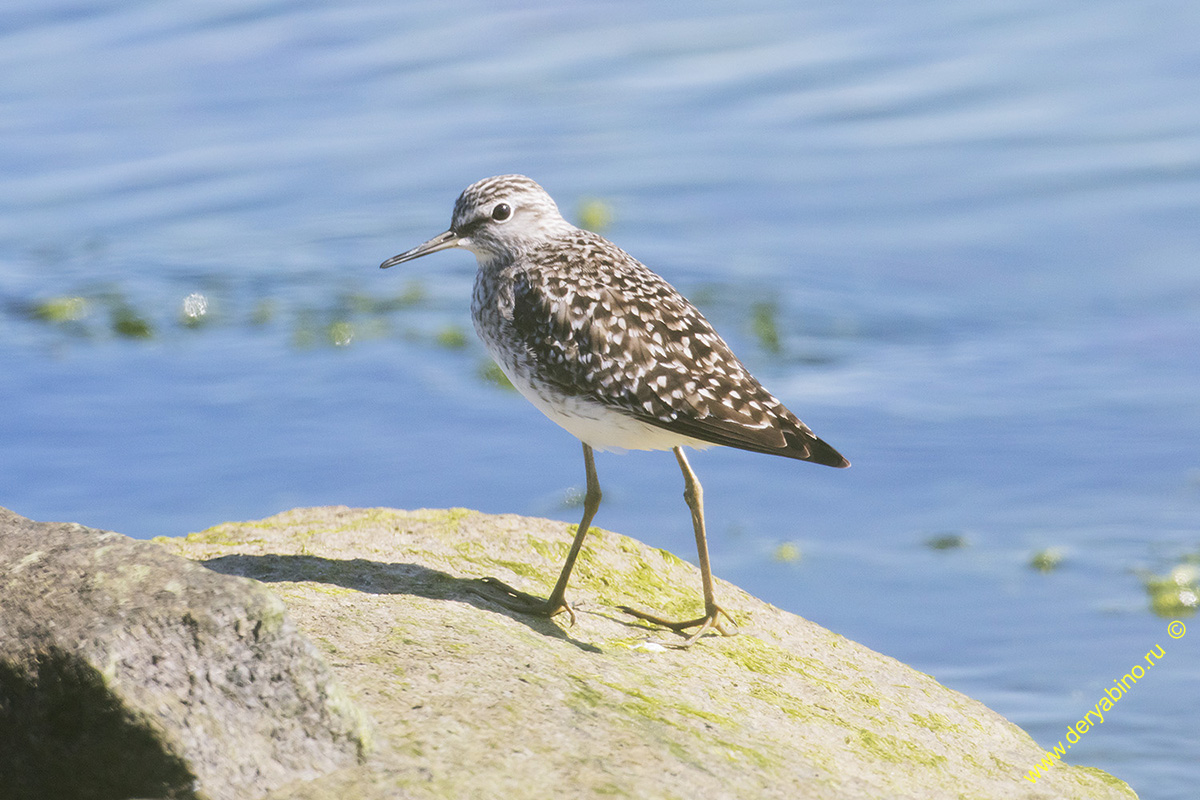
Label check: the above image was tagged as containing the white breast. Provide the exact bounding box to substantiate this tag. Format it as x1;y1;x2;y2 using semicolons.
494;358;714;453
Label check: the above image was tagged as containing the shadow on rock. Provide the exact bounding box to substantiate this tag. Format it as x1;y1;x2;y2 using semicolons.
200;553;602;653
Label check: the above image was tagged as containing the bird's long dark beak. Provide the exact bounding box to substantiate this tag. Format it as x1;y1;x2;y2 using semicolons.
380;230;460;269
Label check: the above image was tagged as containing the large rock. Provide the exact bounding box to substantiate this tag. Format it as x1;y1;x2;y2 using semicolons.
0;507;371;800
155;506;1135;800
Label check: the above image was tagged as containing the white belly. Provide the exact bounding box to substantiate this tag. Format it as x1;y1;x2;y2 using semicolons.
496;360;713;453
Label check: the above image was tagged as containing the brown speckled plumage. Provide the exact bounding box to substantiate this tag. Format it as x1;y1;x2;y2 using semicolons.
380;174;848;643
452;175;847;466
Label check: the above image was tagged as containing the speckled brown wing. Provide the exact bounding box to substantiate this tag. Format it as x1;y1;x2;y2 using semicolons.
508;230;848;467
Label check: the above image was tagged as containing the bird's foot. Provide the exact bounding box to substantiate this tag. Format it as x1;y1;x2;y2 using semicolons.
618;603;738;647
468;577;576;626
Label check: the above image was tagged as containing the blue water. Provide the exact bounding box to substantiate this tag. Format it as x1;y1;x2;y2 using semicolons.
3;2;1199;796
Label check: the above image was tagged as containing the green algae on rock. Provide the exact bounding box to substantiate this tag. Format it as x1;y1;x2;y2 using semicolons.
157;506;1137;800
0;507;371;800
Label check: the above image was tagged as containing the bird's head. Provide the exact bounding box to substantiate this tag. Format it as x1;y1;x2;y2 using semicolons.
380;174;573;269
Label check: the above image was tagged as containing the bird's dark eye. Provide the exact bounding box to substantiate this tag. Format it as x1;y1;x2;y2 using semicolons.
491;203;512;222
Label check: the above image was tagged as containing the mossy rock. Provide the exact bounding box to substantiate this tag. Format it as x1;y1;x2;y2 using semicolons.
0;507;370;800
155;506;1137;800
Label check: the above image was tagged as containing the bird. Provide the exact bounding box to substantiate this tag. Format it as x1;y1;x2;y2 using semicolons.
380;174;848;645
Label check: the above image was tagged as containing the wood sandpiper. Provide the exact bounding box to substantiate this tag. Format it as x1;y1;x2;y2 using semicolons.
381;174;848;645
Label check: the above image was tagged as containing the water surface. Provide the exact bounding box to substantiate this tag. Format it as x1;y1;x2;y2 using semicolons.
3;2;1199;796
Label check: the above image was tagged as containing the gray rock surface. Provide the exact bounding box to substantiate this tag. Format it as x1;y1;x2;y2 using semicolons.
155;506;1136;800
0;507;370;800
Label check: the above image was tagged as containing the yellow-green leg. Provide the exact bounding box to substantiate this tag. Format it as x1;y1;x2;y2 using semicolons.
471;442;601;625
620;446;737;646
